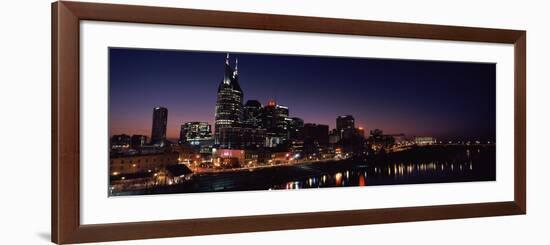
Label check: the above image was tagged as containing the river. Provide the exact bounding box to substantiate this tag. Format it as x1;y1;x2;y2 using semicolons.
111;144;495;196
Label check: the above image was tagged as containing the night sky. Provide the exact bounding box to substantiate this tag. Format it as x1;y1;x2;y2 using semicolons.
109;48;496;142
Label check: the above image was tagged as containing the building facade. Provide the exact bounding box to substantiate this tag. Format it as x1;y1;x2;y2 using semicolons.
179;122;212;145
179;122;214;153
130;135;147;149
243;100;263;128
212;149;245;168
414;136;437;145
287;117;304;141
261;100;291;147
214;54;244;144
262;100;290;135
336;115;356;140
111;134;131;149
217;127;266;149
110;152;179;175
329;129;341;144
151;107;168;146
303;123;329;146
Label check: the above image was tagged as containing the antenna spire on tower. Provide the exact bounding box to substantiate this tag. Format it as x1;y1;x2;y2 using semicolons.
234;58;239;75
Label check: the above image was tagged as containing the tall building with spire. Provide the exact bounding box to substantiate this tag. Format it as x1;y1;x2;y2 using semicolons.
214;54;244;144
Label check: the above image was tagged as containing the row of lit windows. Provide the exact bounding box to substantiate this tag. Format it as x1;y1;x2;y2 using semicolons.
111;157;174;165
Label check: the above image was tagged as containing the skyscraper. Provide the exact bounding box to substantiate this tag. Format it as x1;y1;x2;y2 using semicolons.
302;123;329;155
151;107;168;146
303;123;329;146
287;117;304;141
214;54;243;144
261;99;291;147
336;115;356;140
336;115;355;132
243;100;263;128
261;100;289;137
274;104;289;133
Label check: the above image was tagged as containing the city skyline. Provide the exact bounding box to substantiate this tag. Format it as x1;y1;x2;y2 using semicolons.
109;48;496;142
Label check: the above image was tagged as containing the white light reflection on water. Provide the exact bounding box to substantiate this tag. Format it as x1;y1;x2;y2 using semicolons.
279;156;480;190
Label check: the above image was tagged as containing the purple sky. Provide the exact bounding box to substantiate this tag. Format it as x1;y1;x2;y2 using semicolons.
109;48;496;142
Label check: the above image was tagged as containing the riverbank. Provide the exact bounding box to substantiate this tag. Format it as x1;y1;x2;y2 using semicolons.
111;144;495;196
190;157;349;174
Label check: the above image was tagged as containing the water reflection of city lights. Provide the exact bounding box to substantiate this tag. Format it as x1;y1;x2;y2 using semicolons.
256;145;492;191
359;175;366;186
335;172;343;186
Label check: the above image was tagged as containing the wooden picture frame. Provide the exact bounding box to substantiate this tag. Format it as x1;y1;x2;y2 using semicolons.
51;1;526;244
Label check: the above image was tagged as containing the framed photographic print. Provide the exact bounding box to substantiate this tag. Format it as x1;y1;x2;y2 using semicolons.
52;1;526;244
